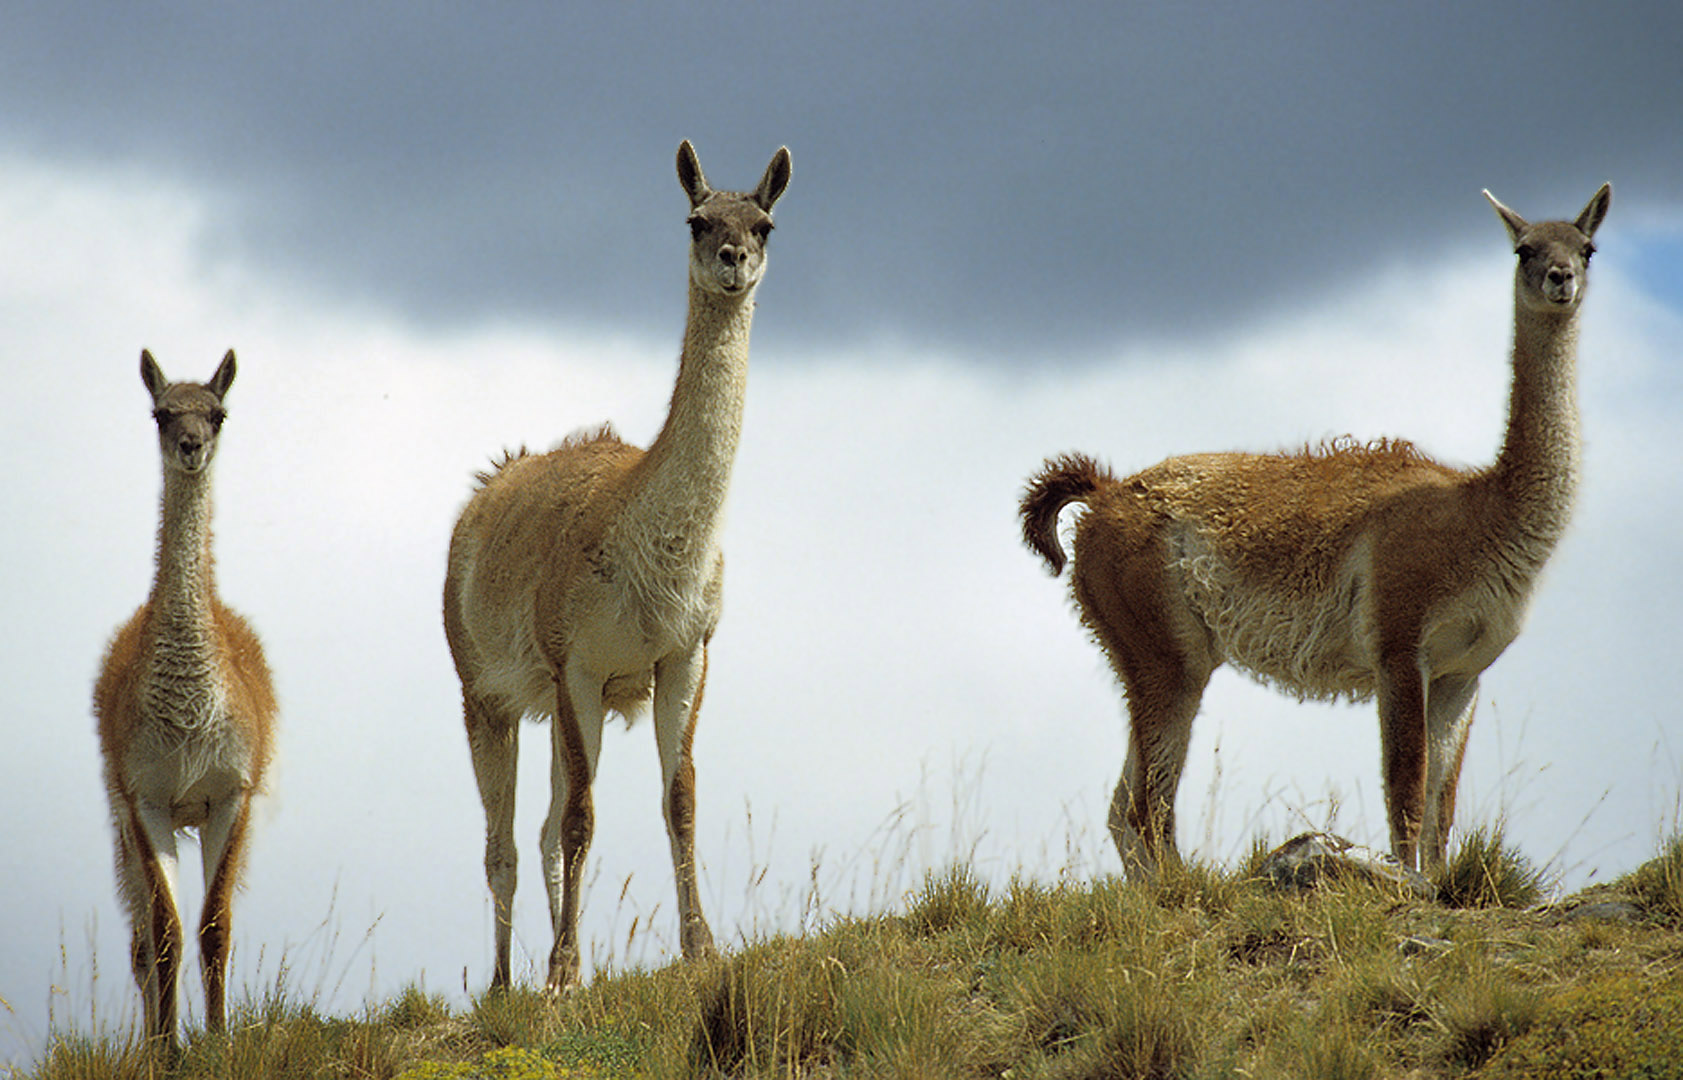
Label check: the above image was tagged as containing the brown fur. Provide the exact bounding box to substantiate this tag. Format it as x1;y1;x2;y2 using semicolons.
93;349;276;1051
1021;184;1611;876
444;142;789;991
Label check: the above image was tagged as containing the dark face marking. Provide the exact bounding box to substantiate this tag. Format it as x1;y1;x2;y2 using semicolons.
150;386;229;473
675;142;789;297
687;194;778;295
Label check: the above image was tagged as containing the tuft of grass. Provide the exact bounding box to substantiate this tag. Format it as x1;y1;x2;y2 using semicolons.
1435;825;1547;909
1618;833;1683;923
1226;892;1320;968
1048;876;1157;951
987;875;1062;952
1435;971;1544;1070
386;984;454;1030
1008;951;1111;1057
1056;998;1197;1080
1009;953;1198;1080
902;864;991;939
27;1031;150;1080
1480;972;1683;1078
688;940;843;1076
1328;957;1431;1034
1232;833;1278;884
1141;854;1243;916
468;987;564;1050
1263;1021;1381;1080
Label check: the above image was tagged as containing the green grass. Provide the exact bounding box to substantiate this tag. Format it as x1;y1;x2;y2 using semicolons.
1434;824;1548;910
1619;832;1683;923
18;828;1683;1079
1481;972;1683;1078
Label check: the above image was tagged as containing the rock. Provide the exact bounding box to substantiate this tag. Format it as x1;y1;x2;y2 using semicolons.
1560;900;1645;924
1258;832;1435;899
1399;934;1453;957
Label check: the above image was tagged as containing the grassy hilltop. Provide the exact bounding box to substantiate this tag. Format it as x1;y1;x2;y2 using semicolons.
19;830;1683;1080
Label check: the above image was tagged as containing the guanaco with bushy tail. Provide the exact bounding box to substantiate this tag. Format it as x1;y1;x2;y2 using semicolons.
1021;184;1610;878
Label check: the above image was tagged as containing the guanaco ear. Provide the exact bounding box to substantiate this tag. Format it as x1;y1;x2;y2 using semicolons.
140;349;168;403
754;146;791;212
1575;182;1612;238
1483;189;1529;247
206;349;238;400
677;140;711;208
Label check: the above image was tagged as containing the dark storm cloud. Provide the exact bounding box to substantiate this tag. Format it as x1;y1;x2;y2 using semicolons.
3;2;1678;360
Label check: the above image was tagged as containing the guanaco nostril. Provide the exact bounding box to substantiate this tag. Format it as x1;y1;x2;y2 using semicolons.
1547;267;1570;284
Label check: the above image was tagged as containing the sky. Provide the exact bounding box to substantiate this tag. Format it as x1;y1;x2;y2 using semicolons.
3;1;1682;1065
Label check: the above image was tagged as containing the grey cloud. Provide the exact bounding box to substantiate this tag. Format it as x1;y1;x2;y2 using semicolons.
2;2;1678;361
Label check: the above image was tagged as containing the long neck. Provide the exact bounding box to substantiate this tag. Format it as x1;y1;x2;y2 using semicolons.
1490;295;1582;558
148;465;219;660
622;279;757;542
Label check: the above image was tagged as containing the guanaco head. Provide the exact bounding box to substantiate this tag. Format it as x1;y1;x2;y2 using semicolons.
1484;182;1611;314
676;140;791;297
139;349;237;475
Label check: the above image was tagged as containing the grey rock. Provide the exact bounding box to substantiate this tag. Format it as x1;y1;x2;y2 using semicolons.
1560;900;1645;924
1399;934;1453;956
1259;831;1435;899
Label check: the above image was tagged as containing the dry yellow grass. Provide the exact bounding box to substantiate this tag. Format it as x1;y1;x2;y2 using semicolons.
19;832;1683;1079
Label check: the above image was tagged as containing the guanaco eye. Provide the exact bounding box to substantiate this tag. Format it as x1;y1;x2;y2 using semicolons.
209;411;226;432
752;220;773;243
687;216;707;241
1515;244;1535;261
1582;242;1596;262
151;409;172;427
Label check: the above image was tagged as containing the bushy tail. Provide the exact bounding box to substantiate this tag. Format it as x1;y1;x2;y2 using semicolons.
1019;452;1113;575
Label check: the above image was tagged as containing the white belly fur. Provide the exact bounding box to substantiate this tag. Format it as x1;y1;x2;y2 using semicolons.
1175;526;1530;698
1175;529;1379;701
